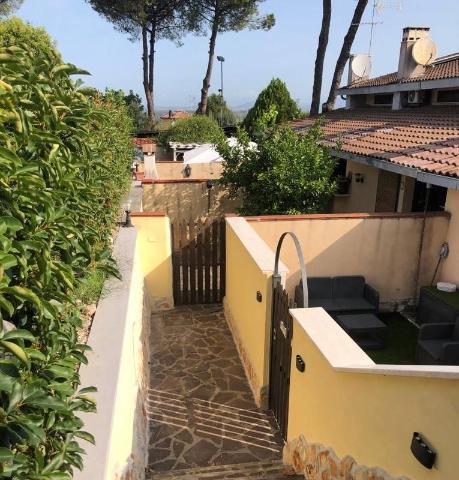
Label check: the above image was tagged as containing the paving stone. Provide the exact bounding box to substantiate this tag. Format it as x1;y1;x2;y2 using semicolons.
183;438;219;465
147;305;283;477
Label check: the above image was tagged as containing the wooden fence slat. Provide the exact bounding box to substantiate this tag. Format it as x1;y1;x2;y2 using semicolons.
197;222;204;303
189;221;197;304
212;220;219;303
219;219;226;302
204;220;211;304
181;222;189;305
171;217;226;306
171;223;181;305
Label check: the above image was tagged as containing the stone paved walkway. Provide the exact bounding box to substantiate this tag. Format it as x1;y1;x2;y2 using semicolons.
147;305;285;477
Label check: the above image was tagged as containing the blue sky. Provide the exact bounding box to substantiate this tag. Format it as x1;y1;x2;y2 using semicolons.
15;0;459;110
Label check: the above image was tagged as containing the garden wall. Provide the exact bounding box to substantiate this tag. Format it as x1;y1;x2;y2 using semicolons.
131;212;174;311
441;189;459;286
154;161;223;180
248;212;450;309
224;217;287;408
75;228;150;480
142;180;240;223
285;307;459;480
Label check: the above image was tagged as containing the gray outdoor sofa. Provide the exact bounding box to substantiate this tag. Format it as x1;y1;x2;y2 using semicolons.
416;318;459;365
294;275;379;315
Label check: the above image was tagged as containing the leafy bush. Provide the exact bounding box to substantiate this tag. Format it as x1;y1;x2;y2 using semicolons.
243;78;302;137
0;17;60;60
205;94;238;128
159;115;225;146
0;39;133;479
218;123;336;215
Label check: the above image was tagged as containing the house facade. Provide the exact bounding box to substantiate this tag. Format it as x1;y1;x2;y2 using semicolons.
292;26;459;286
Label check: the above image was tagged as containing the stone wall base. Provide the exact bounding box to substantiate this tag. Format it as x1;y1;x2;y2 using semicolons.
151;295;173;311
283;435;410;480
223;298;268;410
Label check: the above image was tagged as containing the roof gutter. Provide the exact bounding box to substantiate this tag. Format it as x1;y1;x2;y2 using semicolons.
337;77;459;96
331;149;459;190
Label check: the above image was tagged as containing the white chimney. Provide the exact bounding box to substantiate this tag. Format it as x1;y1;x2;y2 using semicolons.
397;27;431;79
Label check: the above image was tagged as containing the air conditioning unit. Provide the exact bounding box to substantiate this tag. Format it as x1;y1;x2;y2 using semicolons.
408;90;423;105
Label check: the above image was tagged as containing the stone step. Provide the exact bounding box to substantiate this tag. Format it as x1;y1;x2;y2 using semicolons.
146;460;303;480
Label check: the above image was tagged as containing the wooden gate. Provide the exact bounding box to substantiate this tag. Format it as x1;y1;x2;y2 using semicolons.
171;219;226;305
269;283;293;440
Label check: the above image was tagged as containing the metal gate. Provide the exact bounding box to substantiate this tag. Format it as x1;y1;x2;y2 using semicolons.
171;219;226;305
269;231;307;440
269;283;293;440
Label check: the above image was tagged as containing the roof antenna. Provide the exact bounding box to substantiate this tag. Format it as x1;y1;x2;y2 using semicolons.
353;0;403;55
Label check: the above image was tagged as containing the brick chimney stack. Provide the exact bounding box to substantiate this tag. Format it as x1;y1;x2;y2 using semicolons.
397;27;431;80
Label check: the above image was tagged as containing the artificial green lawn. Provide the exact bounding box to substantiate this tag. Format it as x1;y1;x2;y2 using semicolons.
365;313;419;365
422;286;459;310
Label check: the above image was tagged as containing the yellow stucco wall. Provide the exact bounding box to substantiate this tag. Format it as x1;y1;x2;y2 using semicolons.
142;183;240;223
288;309;459;480
440;189;459;286
131;214;174;310
249;214;450;306
224;219;278;407
155;161;223;180
333;161;380;213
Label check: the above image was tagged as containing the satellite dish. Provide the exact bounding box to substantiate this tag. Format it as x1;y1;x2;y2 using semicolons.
351;54;372;78
412;38;437;66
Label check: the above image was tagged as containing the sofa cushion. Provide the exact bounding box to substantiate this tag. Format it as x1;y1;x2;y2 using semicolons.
453;320;459;341
308;277;333;299
309;298;341;312
333;276;365;298
335;298;376;312
418;340;445;362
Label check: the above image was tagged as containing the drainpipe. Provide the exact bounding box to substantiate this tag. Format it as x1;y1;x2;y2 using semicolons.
414;183;431;298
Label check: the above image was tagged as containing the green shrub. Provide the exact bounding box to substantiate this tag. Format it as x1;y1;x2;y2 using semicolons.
243;78;302;138
218;123;336;215
159;115;225;146
205;94;238;128
0;39;133;479
0;17;60;60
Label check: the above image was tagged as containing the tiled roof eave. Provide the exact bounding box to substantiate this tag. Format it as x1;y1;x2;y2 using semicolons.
328;146;459;189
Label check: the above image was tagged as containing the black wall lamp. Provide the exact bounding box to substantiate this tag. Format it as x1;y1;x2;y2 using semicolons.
123;201;133;228
355;173;365;183
184;164;192;177
411;432;436;469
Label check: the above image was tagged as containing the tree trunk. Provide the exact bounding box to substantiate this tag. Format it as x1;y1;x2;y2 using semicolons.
310;0;331;115
142;26;155;123
323;0;368;113
149;22;156;123
198;19;219;115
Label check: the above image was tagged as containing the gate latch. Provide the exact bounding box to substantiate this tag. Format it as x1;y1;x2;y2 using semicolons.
296;355;305;373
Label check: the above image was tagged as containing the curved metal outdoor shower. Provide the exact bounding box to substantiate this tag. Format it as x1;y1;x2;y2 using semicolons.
273;232;308;308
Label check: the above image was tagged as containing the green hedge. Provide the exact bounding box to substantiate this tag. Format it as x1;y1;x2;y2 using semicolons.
0;41;133;479
158;115;225;146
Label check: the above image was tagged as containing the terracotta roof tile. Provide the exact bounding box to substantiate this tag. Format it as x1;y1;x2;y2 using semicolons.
133;137;155;146
344;54;459;89
291;106;459;178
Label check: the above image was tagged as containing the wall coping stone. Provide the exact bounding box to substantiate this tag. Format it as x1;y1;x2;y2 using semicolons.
245;211;450;222
131;211;167;217
142;178;210;184
291;307;459;379
74;228;148;479
226;217;288;274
